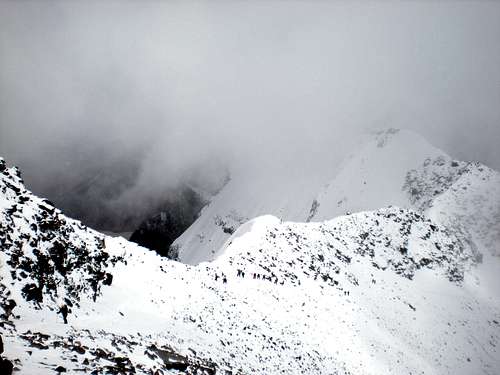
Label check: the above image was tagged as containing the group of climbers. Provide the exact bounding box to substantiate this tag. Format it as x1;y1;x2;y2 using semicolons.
214;273;228;284
214;269;285;286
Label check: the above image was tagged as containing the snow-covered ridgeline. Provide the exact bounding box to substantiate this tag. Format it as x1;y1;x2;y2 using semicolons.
173;128;500;265
1;154;500;374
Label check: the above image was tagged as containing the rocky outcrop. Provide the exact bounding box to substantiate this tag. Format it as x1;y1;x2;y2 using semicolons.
0;158;122;318
403;156;470;211
1;156;498;375
0;335;14;375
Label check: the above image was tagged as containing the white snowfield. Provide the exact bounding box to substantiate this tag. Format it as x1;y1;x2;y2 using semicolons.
0;128;499;374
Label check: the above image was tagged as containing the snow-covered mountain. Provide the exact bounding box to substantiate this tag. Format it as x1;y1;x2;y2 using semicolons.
311;128;446;221
173;128;500;264
1;128;500;374
1;143;500;374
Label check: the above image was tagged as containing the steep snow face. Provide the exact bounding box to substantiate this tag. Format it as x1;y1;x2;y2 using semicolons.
174;129;453;264
2;158;499;375
312;129;447;220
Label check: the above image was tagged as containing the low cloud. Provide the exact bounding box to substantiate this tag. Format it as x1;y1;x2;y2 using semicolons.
1;1;499;226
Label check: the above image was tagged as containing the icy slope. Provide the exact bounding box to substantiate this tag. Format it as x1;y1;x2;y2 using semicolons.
1;158;499;374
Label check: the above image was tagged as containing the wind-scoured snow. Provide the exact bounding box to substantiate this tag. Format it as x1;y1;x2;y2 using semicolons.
1;155;500;374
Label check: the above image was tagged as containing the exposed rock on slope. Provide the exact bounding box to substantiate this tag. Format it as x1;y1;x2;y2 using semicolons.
0;158;226;373
0;158;120;314
1;157;499;374
403;157;500;256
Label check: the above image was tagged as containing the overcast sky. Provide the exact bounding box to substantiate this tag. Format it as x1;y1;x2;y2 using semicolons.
1;1;499;200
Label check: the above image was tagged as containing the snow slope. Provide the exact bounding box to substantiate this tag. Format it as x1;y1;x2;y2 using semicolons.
172;160;330;265
1;157;500;374
173;128;500;265
311;128;446;220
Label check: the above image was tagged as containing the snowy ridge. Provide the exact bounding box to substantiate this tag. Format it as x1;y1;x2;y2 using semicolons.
0;158;226;374
218;208;477;284
173;129;448;264
174;129;500;266
215;212;499;374
172;166;329;265
1;157;500;374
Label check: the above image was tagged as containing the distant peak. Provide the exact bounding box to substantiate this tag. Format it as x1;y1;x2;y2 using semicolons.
371;128;401;147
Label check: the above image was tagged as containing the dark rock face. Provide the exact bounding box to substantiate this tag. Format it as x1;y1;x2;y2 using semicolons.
0;335;13;375
0;160;123;318
129;187;206;259
15;330;221;375
0;357;13;375
146;344;216;374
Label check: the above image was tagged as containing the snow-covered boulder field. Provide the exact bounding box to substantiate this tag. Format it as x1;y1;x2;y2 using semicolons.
1;153;500;374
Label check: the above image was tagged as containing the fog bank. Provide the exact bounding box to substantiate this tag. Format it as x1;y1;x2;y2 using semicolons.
1;1;499;228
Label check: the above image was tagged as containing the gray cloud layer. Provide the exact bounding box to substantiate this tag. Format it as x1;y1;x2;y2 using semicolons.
1;1;499;210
